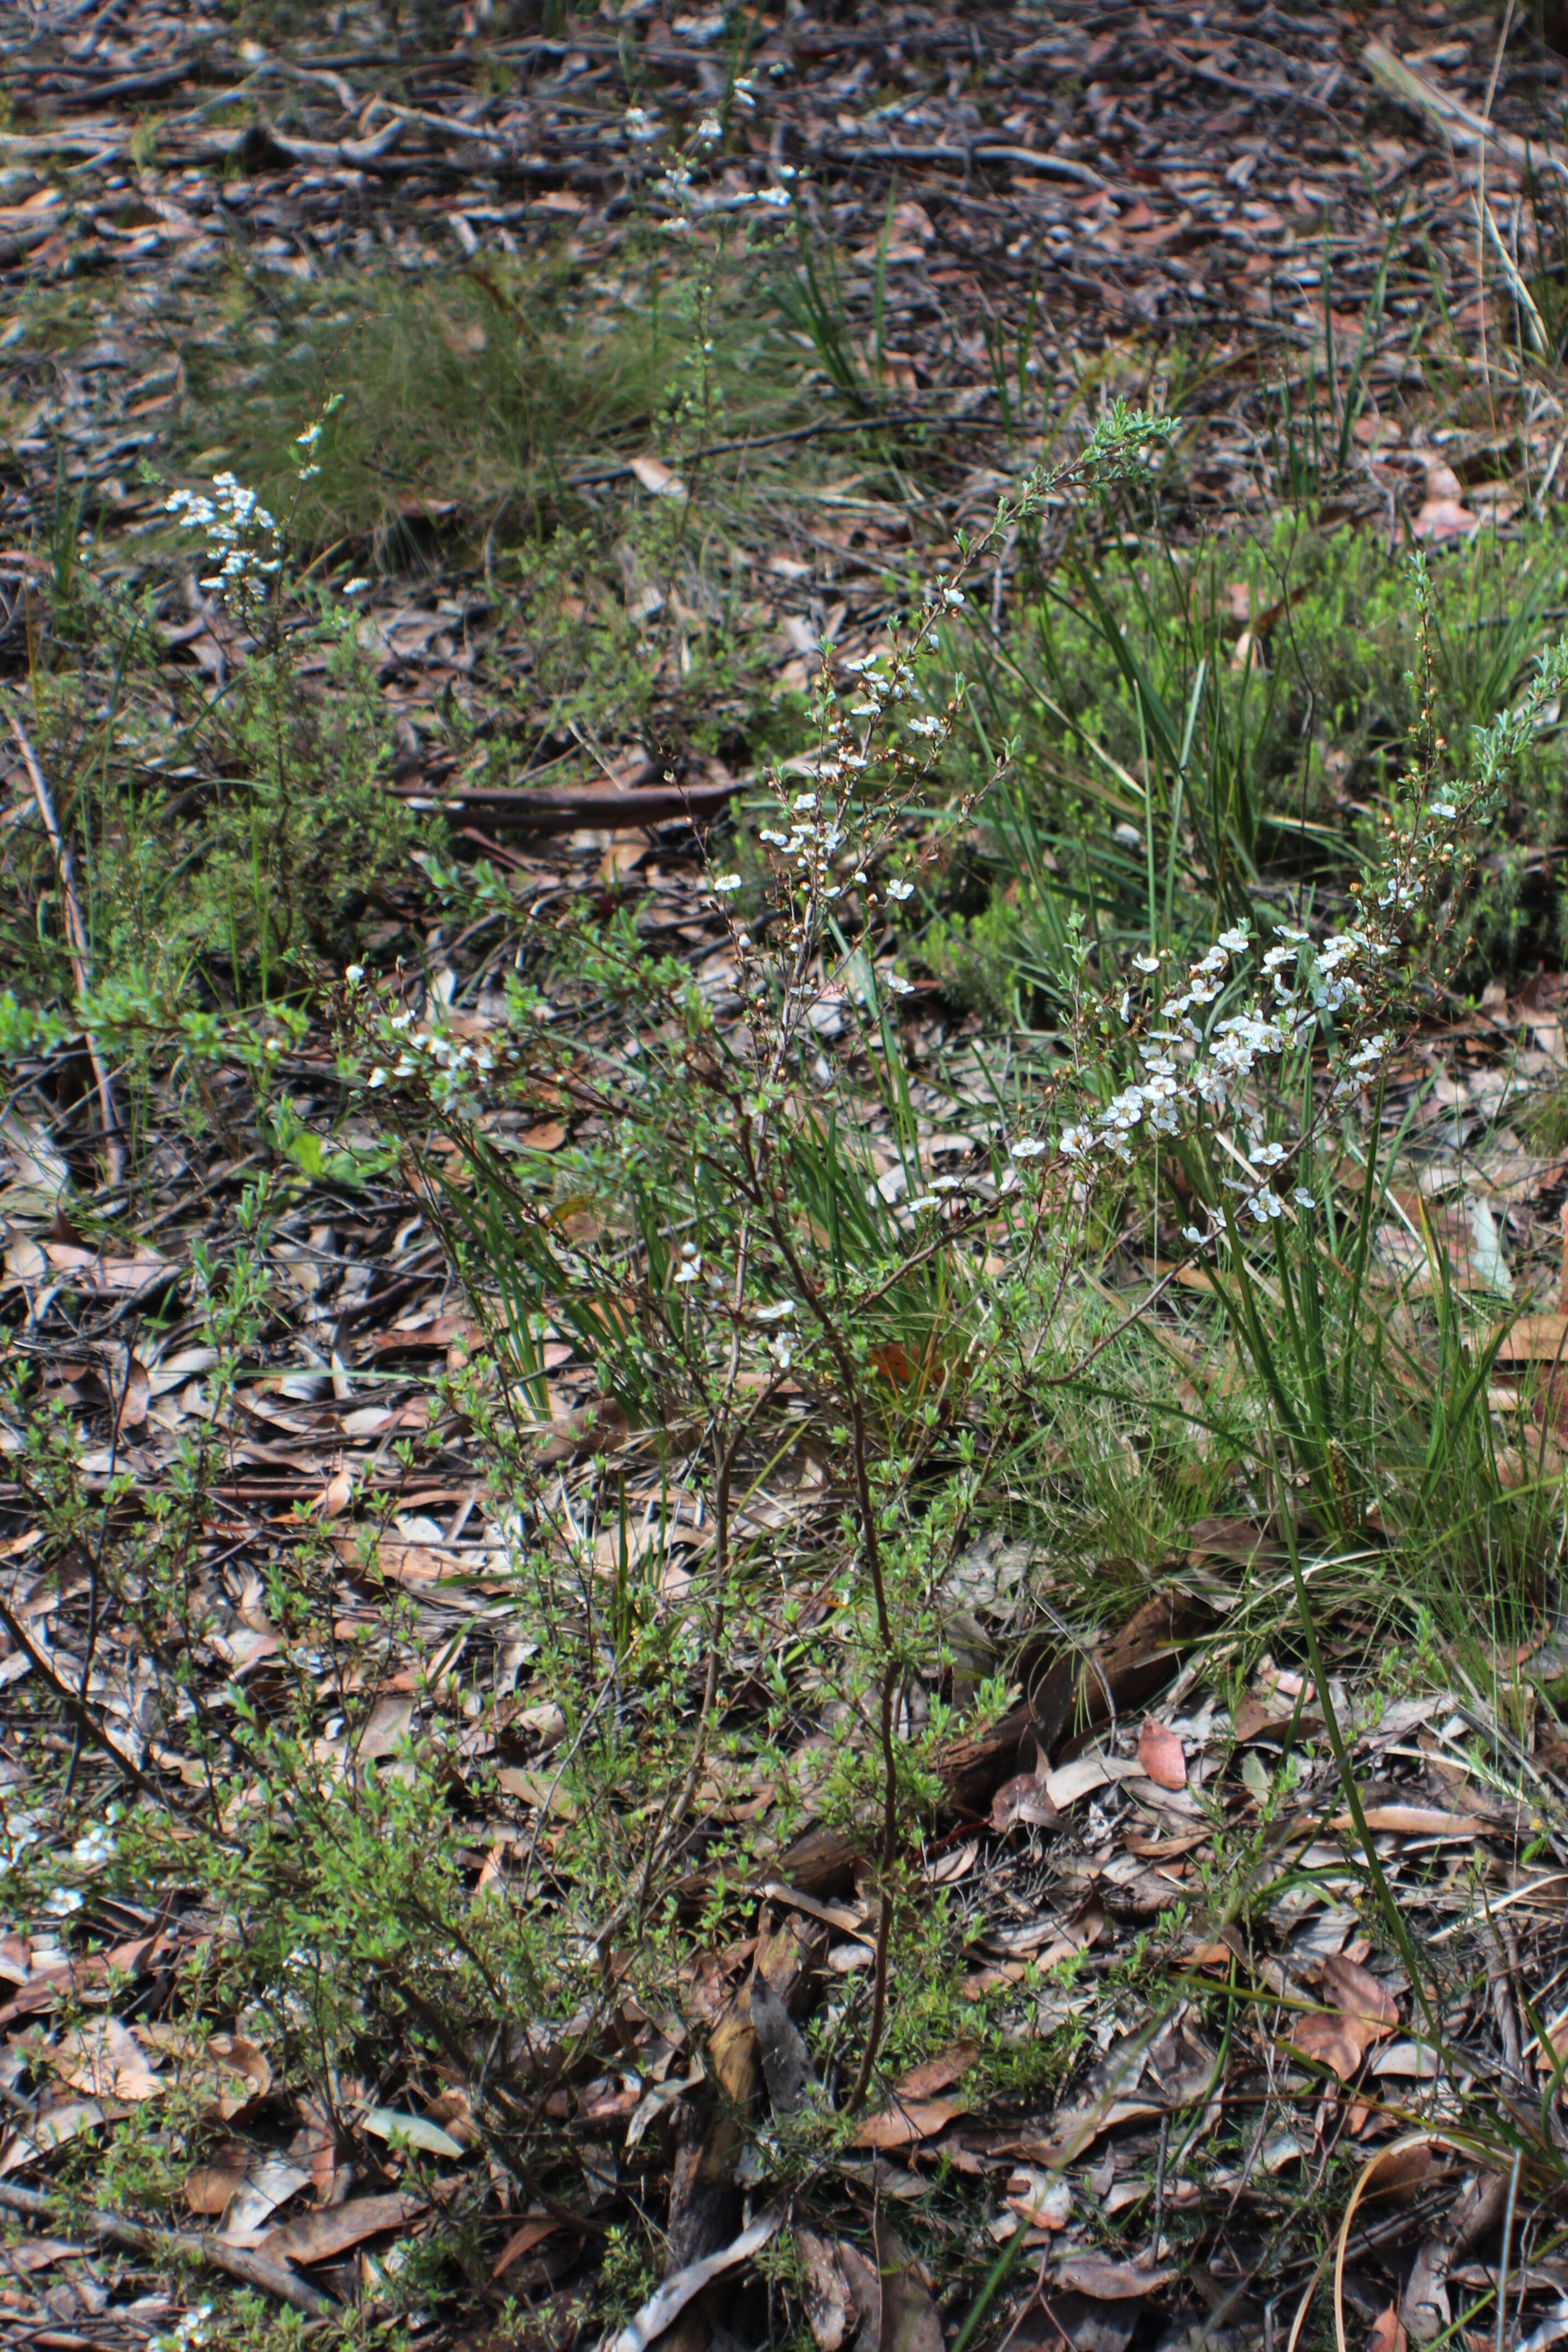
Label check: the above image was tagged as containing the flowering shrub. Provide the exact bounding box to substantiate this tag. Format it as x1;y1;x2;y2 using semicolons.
151;396;1568;2148
163;473;280;612
1095;675;1560;1218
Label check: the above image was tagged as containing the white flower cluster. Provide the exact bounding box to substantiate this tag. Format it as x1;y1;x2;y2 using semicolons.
151;2303;212;2352
1021;630;1568;1228
346;980;502;1111
674;1240;727;1292
165;472;280;609
735;639;963;1023
0;1796;40;1868
72;1817;117;1869
1032;917;1399;1224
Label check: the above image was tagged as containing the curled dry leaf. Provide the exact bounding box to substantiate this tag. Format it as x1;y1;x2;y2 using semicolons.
220;2155;311;2241
1288;1954;1399;2079
185;2148;251;2217
1054;2256;1176;2298
357;2105;467;2159
891;2041;978;2102
187;2154;250;2211
925;1837;977;1884
796;2228;852;2352
261;2191;428;2267
48;2019;160;2103
0;2098;108;2177
1045;1753;1143;1810
1413;496;1479;544
1006;2167;1073;2230
629;452;685;498
874;2219;944;2352
853;2096;962;2151
750;1973;815;2117
603;2205;782;2352
1330;1805;1486;1837
141;2025;270;2118
990;1769;1060;1833
1136;1718;1186;1791
491;2217;557;2280
1370;2304;1408;2352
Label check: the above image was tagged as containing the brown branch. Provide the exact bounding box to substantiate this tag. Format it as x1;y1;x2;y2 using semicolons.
390;774;742;833
0;2179;334;2321
0;1591;171;1808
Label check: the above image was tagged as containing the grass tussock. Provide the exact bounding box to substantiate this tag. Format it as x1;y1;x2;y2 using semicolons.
175;252;821;552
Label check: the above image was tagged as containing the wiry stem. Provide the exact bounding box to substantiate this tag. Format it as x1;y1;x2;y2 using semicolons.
8;705;126;1185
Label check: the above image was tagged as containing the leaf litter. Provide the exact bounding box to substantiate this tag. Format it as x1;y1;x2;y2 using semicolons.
7;0;1568;2348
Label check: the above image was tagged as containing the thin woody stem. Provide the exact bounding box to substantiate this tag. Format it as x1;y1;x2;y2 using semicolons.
7;704;127;1186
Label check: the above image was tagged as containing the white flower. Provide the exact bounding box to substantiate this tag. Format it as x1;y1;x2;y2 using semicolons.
1248;1140;1287;1166
342;576;370;596
793;792;817;812
886;879;914;902
1132;953;1161;973
940;586;966;608
674;1259;700;1285
368;1067;387;1089
884;972;915;995
345;963;365;984
1060;1125;1095;1160
1217;925;1252;953
711;873;744;894
908;716;941;738
1294;1189;1317;1210
44;1888;84;1917
754;1301;794;1322
1011;1139;1048;1160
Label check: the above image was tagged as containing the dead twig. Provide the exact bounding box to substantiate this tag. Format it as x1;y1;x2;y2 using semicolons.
391;775;743;832
0;2178;334;2321
5;706;125;1184
1364;38;1568;179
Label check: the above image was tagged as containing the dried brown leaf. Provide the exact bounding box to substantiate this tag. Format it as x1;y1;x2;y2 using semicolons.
262;2192;428;2267
49;2019;160;2103
853;2098;961;2150
892;2042;978;2102
1054;2257;1176;2298
796;2229;852;2351
1136;1719;1186;1791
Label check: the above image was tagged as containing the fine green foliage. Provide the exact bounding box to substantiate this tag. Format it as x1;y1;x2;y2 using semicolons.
173;251;816;552
2;572;423;1011
927;508;1568;1016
